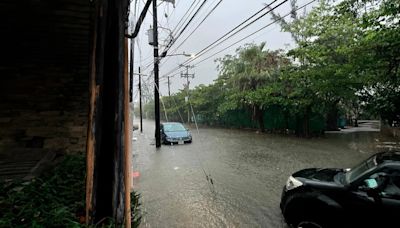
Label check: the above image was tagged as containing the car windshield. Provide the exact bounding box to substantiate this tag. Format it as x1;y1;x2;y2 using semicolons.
346;155;378;183
163;123;186;132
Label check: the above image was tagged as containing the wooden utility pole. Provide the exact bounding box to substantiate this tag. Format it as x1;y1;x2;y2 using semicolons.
86;0;130;225
138;67;143;133
86;0;154;225
180;65;194;123
166;76;171;97
129;39;134;102
152;0;161;148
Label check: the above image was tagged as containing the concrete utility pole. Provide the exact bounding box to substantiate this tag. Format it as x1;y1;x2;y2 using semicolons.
152;0;161;148
180;65;194;123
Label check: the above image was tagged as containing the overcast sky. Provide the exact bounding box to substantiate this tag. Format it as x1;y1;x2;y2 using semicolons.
130;0;317;99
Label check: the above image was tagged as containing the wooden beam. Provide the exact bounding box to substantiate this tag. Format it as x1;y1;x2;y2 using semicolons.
85;0;130;225
85;0;99;224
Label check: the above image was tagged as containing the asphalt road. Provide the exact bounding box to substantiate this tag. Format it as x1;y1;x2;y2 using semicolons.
132;119;389;228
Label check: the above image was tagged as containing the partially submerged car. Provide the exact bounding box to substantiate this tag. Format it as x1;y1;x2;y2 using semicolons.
280;151;400;228
161;122;192;145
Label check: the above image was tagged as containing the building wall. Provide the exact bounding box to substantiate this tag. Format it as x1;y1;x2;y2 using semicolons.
0;0;92;178
0;65;88;158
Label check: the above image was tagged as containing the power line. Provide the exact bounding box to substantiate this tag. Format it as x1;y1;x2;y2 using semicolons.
141;1;202;73
170;0;198;35
161;0;284;77
163;0;316;79
162;0;208;57
165;0;180;23
187;0;285;63
160;0;222;66
143;0;210;73
171;0;202;38
187;0;281;59
191;0;318;67
172;0;222;51
170;0;208;47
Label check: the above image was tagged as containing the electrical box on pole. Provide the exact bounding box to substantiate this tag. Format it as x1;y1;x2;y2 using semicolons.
148;27;154;46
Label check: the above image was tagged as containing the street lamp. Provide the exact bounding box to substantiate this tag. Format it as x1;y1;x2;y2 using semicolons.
160;51;195;58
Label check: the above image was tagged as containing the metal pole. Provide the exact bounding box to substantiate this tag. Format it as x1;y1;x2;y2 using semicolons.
153;0;161;148
139;67;143;133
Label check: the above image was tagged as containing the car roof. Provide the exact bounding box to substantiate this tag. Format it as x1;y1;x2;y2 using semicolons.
376;151;400;164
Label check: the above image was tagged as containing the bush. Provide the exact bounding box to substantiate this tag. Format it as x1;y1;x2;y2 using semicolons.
0;154;141;227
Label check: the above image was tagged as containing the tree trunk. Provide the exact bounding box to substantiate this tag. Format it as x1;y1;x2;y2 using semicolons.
295;114;301;137
303;106;311;138
326;102;339;131
255;106;265;132
284;110;289;134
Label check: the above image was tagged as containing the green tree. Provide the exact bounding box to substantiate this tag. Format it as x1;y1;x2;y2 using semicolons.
270;0;365;131
347;0;400;125
216;43;290;132
189;82;225;125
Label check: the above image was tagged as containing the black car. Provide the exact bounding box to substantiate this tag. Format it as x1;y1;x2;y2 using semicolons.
280;151;400;228
161;122;192;144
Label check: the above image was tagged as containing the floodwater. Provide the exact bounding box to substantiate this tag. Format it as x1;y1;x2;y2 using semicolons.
132;119;397;228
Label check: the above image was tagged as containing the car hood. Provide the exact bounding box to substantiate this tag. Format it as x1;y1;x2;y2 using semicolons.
164;131;190;138
293;168;343;182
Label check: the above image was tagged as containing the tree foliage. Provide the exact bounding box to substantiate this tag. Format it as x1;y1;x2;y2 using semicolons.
143;0;399;135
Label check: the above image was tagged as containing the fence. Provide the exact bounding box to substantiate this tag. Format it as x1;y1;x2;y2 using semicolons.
197;106;325;135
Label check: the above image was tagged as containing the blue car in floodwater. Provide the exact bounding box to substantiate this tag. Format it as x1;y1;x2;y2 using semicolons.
161;122;192;145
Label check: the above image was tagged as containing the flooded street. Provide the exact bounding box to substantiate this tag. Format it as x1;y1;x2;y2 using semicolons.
132;119;396;227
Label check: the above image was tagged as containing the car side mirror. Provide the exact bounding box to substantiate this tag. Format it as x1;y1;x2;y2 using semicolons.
365;178;378;189
361;178;384;198
358;178;378;192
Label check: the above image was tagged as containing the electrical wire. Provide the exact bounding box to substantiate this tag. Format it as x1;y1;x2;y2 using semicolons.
186;0;284;63
168;0;223;56
142;1;207;74
165;0;181;26
167;0;208;51
141;0;201;73
171;1;202;39
160;0;209;65
170;0;198;35
161;0;287;77
191;0;318;67
159;0;222;68
187;0;281;58
148;0;318;94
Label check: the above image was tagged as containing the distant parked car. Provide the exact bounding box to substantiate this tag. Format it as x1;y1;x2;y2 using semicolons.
161;122;192;145
280;151;400;228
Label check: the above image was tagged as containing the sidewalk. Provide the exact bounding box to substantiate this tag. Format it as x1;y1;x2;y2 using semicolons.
326;120;380;134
